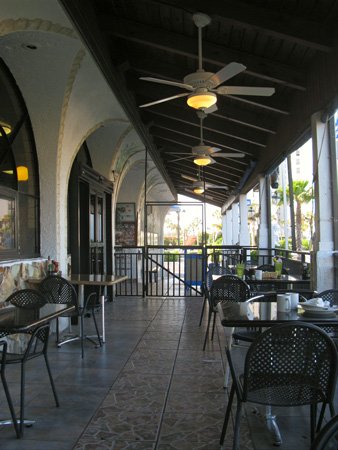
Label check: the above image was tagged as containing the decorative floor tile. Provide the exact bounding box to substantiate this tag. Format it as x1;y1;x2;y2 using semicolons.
159;412;224;443
102;389;167;413
170;374;225;393
84;410;161;441
112;372;171;391
166;390;226;415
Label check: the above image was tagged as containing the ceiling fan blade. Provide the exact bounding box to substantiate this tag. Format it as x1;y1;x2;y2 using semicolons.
170;155;193;163
139;92;189;108
213;152;245;158
140;77;193;91
208;146;222;153
205;183;228;190
181;174;198;182
207;62;246;87
217;86;275;96
166;152;192;155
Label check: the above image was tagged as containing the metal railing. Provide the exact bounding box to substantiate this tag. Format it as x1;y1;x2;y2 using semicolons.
114;245;311;297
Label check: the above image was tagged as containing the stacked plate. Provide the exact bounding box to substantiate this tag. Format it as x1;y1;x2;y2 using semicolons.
299;299;338;318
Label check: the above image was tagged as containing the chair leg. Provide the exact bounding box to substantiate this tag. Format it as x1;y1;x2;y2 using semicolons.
91;307;102;347
233;401;243;450
43;353;59;407
211;311;217;341
19;363;25;436
199;296;207;326
80;314;84;359
220;383;235;445
310;403;317;442
0;368;20;438
56;318;60;344
203;308;213;350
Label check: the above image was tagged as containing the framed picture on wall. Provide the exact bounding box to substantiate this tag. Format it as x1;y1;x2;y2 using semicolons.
116;203;136;223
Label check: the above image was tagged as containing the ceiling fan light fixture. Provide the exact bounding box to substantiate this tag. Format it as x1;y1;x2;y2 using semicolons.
193;154;212;166
187;91;216;110
193;186;204;195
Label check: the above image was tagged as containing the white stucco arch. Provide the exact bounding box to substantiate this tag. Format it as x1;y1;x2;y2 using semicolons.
0;1;175;273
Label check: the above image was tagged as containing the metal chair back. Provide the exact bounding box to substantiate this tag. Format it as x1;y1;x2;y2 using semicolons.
209;274;251;307
39;275;78;310
7;289;46;309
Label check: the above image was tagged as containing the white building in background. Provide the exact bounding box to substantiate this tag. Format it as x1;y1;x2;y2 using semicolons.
290;139;313;182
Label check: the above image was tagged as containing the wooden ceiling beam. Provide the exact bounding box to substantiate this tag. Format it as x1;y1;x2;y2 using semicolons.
149;0;332;52
150;120;260;156
104;16;306;90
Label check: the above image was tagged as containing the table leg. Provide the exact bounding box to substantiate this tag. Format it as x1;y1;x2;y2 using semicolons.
265;405;282;446
100;288;105;343
57;284;82;347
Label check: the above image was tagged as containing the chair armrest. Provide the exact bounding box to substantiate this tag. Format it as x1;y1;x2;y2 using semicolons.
248;293;270;302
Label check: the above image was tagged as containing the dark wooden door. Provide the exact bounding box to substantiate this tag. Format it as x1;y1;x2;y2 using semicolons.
90;192;105;274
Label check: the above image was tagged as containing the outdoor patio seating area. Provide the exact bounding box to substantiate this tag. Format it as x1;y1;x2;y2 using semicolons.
0;295;335;450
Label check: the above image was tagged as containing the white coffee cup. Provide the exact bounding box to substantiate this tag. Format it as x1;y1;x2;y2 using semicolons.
255;269;263;280
286;292;299;309
277;294;291;312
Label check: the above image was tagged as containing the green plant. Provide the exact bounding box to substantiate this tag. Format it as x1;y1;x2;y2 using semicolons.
164;251;179;262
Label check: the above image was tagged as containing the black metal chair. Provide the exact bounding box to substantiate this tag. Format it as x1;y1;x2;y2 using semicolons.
310;414;338;450
220;322;338;449
1;289;59;437
0;340;20;438
202;274;262;350
199;264;231;326
39;275;102;358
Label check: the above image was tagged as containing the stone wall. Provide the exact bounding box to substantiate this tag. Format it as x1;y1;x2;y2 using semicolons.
0;259;47;303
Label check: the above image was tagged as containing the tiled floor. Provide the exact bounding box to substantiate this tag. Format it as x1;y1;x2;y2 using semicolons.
0;295;335;449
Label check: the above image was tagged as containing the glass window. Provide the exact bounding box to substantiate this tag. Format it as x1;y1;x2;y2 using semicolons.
0;59;39;260
0;195;15;250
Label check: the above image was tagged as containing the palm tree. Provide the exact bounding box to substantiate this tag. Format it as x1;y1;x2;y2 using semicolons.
276;180;313;251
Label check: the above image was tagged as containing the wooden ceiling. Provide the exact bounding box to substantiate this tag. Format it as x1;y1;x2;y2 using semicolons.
60;0;338;207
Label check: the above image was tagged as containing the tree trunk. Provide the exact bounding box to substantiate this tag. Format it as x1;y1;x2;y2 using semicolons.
295;201;302;250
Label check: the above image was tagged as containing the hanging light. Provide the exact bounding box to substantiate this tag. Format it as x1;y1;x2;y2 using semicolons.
16;166;29;181
193;186;204;195
193;154;212;166
187;90;216;110
0;121;12;135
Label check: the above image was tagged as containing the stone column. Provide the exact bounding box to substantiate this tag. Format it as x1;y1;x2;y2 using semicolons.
222;210;233;245
232;203;239;245
239;194;250;246
258;176;269;249
311;111;335;291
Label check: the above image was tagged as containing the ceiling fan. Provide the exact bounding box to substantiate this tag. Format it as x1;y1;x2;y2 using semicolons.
170;110;245;166
139;12;275;110
180;173;228;195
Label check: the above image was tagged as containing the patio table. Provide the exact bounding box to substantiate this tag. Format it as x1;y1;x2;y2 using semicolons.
66;274;128;343
247;276;311;291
